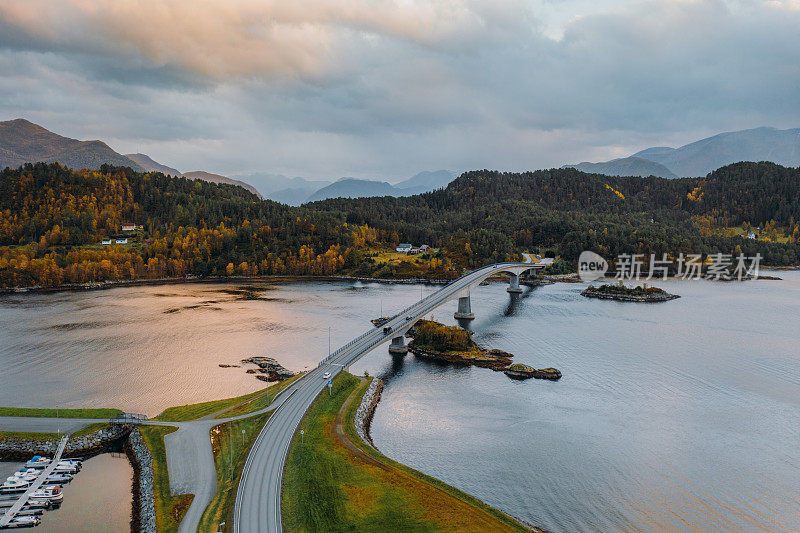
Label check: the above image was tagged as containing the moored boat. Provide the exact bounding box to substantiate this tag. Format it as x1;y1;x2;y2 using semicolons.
24;456;50;469
29;485;63;505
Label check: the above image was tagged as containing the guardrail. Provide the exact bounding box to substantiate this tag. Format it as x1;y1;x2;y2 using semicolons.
110;413;148;423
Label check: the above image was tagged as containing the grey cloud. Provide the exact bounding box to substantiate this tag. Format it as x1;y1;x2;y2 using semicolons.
0;0;798;179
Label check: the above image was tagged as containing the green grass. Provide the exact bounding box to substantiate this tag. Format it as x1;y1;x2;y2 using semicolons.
153;375;302;422
0;423;111;442
281;373;434;532
198;412;273;532
0;431;61;441
137;426;194;533
281;373;532;532
340;385;531;532
0;407;122;419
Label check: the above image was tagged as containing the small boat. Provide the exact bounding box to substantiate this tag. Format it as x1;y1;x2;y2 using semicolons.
11;469;40;481
0;478;30;494
20;499;52;510
44;473;72;484
25;456;50;469
57;460;81;471
52;464;78;474
4;515;41;528
29;485;63;505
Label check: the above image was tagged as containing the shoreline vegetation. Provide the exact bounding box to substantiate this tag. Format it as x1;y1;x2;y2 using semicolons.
408;320;561;380
282;372;538;532
581;283;679;302
3;162;800;291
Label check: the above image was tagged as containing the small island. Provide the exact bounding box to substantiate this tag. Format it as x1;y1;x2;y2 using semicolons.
241;356;296;382
504;364;562;380
406;320;560;380
581;283;679;302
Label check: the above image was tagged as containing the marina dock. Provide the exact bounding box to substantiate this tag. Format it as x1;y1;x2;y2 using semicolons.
0;436;68;528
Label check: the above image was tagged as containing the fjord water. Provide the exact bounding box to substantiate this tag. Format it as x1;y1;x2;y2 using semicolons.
1;274;798;531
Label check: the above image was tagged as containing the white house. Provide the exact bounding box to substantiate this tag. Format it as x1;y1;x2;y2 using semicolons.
115;238;128;244
101;239;112;245
396;243;412;253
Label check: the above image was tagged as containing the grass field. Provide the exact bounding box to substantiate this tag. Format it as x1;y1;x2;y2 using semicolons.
137;426;194;533
0;422;113;442
153;376;301;422
282;373;533;532
0;407;122;419
198;412;272;532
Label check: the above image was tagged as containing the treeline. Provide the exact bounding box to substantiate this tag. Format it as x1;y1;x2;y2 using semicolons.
1;161;799;288
0;163;392;287
310;162;800;266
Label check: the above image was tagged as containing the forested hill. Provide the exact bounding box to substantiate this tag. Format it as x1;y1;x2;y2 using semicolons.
0;163;377;287
309;162;800;266
1;161;798;288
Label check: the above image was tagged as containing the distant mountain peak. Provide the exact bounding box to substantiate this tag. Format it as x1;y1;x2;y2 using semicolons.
574;126;800;178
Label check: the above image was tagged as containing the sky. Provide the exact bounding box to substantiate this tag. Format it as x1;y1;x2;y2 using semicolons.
1;0;799;182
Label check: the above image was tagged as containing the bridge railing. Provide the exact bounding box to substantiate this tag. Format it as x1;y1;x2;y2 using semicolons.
317;263;538;367
110;413;148;423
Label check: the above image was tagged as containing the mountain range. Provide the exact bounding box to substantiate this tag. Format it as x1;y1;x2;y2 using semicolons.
0;118;262;197
566;127;800;178
303;170;456;203
0;118;455;204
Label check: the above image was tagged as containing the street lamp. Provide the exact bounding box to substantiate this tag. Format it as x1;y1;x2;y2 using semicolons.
218;521;226;532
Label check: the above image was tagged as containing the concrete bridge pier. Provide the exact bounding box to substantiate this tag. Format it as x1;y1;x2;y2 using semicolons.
454;295;475;320
388;335;408;354
507;273;523;293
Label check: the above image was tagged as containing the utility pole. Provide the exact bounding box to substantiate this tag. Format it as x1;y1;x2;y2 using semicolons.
229;422;233;481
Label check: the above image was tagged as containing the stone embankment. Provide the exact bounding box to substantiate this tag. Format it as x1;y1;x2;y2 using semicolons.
354;379;384;449
0;424;130;460
125;428;156;533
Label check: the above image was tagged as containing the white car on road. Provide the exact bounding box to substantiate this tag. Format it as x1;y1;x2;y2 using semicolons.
323;371;331;379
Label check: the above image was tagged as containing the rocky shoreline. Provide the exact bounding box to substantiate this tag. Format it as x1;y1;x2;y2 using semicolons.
241;356;296;381
408;343;514;371
125;429;156;533
353;378;384;449
0;424;131;461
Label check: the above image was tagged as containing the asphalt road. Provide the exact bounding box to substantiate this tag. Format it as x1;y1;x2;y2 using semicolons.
233;261;542;533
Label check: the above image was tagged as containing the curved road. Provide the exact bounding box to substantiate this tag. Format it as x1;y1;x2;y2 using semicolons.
233;261;544;533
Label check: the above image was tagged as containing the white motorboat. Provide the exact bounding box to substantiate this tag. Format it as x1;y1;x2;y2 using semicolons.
52;464;78;474
24;456;50;469
44;473;72;484
0;478;30;494
9;472;37;483
29;485;63;505
57;460;80;471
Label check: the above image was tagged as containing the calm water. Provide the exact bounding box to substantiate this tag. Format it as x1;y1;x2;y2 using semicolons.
1;275;799;531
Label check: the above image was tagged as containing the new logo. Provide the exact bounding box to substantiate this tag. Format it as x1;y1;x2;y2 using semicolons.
578;251;608;282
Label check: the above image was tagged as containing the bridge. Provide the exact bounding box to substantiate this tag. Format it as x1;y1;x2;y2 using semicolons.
233;260;549;533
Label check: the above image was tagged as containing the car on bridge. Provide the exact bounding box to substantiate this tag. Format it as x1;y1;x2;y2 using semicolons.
383;326;393;335
323;371;331;379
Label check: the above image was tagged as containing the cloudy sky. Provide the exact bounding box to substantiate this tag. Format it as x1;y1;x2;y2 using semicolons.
1;0;798;181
